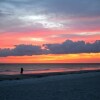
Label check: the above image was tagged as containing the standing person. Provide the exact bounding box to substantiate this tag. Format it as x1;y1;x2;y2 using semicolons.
20;67;24;74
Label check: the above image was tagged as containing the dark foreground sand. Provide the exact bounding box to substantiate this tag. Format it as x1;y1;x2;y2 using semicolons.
0;71;100;100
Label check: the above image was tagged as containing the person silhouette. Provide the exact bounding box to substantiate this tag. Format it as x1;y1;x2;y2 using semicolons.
20;67;24;74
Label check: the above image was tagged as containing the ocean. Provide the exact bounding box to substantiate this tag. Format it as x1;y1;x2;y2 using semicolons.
0;63;100;75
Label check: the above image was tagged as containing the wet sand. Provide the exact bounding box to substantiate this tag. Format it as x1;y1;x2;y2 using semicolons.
0;69;100;81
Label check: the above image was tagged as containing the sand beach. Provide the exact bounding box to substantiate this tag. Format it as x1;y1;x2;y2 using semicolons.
0;70;100;100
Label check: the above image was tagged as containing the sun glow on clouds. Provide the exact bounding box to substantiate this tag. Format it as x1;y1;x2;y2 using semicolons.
20;37;44;42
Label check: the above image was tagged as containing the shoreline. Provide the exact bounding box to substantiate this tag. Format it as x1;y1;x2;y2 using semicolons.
0;69;100;81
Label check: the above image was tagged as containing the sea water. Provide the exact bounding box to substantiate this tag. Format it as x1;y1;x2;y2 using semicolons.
0;63;100;75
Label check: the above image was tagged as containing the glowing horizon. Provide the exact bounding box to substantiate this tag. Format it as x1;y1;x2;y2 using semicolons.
0;53;100;63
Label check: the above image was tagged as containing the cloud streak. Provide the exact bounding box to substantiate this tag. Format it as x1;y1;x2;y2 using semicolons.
0;40;100;57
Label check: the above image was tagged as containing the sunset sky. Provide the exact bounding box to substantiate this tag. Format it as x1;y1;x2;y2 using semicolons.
0;0;100;63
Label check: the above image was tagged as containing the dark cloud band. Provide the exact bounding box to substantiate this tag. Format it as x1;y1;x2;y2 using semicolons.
0;40;100;57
